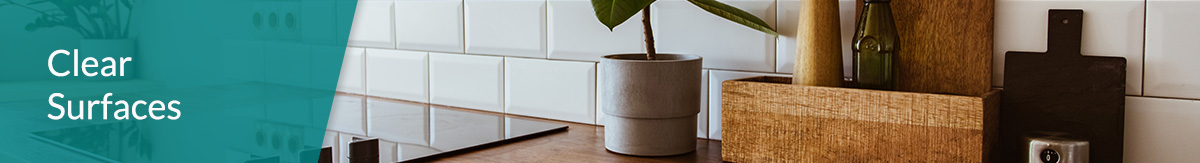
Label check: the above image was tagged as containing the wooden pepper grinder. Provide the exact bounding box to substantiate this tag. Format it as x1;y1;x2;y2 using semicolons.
793;0;844;87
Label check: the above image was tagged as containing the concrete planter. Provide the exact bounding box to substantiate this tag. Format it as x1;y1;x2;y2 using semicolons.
600;53;703;156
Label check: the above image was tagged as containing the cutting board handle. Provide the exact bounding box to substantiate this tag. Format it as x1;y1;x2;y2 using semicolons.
1047;9;1083;56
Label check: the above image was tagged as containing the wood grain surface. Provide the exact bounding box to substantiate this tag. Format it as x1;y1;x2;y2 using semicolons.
855;0;995;96
721;77;1000;162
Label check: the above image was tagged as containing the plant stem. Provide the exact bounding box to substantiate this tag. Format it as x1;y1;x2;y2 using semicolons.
116;1;123;38
642;6;656;60
75;6;106;38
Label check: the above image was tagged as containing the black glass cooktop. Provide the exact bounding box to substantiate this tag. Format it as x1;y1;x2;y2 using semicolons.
324;95;568;162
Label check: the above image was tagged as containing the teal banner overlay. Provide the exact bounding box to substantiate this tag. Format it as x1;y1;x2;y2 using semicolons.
0;0;356;162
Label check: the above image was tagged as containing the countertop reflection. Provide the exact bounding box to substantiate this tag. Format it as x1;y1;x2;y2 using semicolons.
324;94;567;163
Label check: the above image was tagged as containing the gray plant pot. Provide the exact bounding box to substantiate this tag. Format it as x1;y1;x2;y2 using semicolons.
600;53;702;156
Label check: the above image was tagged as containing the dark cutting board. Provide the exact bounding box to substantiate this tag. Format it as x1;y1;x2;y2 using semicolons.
1000;9;1126;163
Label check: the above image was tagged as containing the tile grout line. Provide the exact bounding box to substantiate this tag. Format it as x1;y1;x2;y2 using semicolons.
1130;95;1200;102
392;2;397;50
341;49;789;75
594;57;600;125
1141;0;1147;96
501;57;506;115
362;48;370;136
427;51;432;105
543;0;549;59
503;57;511;115
462;0;467;55
773;0;780;73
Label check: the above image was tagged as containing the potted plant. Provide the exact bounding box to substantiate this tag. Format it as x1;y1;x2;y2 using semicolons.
591;0;777;156
2;0;136;80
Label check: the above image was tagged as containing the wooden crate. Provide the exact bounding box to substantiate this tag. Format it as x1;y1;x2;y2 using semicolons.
721;76;1000;162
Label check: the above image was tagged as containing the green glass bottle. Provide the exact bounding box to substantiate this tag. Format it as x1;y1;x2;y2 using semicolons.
852;0;899;90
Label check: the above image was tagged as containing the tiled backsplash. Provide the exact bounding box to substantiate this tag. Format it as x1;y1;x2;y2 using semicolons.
503;57;596;124
994;0;1146;95
395;0;464;53
428;52;505;113
365;48;429;103
656;0;778;72
776;0;858;75
464;0;548;58
335;0;1200;162
1145;0;1200;99
347;0;396;49
546;0;644;62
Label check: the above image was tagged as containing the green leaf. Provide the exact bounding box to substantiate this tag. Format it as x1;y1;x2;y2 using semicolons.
687;0;777;36
591;0;655;30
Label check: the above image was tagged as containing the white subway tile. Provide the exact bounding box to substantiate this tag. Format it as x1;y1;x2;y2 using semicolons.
1125;96;1200;162
596;63;604;126
707;70;790;140
464;0;547;58
546;0;646;62
338;47;366;94
348;0;396;49
775;0;857;75
994;0;1144;95
505;57;596;124
322;131;338;149
430;106;505;150
328;95;366;136
365;49;429;103
429;53;505;112
367;98;430;145
378;141;399;163
398;143;440;162
396;0;465;53
656;0;777;72
1145;0;1200;99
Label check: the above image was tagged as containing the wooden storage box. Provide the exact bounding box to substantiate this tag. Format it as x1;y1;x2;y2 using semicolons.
721;76;1000;162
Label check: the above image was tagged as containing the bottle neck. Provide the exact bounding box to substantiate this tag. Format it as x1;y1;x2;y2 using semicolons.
864;1;892;6
862;1;893;13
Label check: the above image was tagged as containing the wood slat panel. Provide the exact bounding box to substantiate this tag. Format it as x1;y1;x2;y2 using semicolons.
854;0;995;96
